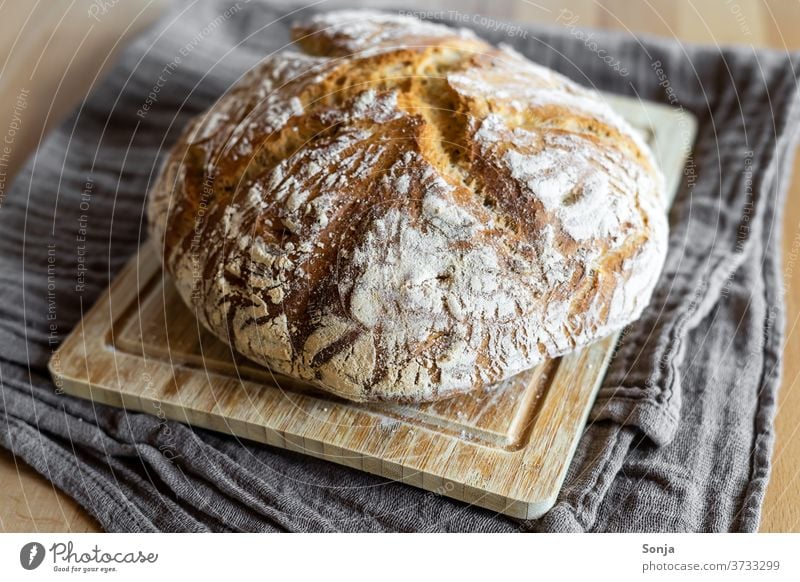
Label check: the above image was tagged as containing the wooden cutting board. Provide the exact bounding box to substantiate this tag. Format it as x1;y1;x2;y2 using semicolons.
49;93;695;519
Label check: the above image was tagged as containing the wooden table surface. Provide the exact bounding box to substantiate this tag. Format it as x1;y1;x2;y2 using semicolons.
0;0;798;533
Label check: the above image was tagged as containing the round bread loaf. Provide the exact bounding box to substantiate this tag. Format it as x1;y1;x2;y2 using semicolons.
147;10;668;402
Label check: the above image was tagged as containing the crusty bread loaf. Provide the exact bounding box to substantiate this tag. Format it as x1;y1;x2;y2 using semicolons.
147;10;667;403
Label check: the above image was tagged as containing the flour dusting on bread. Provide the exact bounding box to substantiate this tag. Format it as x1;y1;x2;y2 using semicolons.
147;10;667;402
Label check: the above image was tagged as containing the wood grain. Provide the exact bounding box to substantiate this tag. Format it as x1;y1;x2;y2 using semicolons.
50;243;607;519
47;95;693;520
0;448;99;533
114;273;552;450
1;0;798;532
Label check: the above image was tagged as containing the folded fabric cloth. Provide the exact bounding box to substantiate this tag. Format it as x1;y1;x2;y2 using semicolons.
1;0;798;532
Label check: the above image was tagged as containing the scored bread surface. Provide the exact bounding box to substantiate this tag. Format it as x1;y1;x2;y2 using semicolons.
147;10;668;403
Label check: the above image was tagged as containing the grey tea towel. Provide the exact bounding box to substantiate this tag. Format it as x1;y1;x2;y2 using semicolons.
1;0;799;532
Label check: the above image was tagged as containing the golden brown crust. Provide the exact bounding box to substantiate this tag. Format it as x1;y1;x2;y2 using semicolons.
147;10;667;402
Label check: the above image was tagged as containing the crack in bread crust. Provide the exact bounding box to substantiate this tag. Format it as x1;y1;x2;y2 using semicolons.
147;10;668;403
